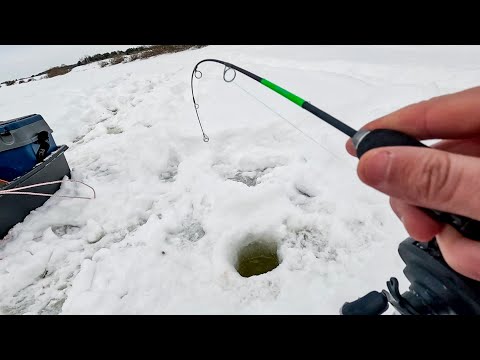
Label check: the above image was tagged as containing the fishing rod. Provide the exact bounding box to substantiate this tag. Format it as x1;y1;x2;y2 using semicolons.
191;59;480;315
191;59;356;141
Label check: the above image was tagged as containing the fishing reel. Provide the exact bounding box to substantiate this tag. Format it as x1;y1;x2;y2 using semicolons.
341;237;480;315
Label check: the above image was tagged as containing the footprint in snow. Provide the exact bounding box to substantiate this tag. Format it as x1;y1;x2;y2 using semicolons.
52;225;82;237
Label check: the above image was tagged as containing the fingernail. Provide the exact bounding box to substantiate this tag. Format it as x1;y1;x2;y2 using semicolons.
361;150;392;186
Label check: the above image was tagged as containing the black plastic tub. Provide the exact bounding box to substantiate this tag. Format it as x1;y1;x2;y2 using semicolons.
0;145;71;239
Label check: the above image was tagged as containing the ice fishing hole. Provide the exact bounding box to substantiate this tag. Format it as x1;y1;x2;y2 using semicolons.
235;240;280;277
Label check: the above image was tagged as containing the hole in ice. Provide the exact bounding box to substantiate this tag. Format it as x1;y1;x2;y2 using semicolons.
235;239;280;277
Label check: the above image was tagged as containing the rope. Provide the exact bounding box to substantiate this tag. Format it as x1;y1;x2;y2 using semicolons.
0;179;96;200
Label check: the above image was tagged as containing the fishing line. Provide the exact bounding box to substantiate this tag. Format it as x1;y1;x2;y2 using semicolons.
230;81;353;168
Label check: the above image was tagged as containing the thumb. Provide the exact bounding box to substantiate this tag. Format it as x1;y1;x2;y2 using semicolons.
357;146;480;220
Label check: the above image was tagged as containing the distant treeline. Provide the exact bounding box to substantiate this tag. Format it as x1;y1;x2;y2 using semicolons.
76;46;150;66
1;45;206;87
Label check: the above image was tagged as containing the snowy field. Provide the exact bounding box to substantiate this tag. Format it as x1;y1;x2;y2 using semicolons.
1;45;480;314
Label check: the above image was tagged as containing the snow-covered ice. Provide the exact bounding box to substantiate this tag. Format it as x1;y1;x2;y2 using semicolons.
1;45;480;314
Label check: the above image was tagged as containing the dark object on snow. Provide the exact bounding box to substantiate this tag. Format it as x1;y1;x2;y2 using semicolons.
0;114;58;181
341;291;389;315
0;145;70;239
0;114;71;239
341;237;480;315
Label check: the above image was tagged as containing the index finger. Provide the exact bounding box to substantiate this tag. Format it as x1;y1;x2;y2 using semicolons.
363;86;480;140
345;86;480;156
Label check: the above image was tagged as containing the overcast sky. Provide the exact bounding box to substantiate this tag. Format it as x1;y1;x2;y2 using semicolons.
0;45;142;82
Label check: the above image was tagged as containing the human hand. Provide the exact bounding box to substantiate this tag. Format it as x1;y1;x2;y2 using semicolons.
346;87;480;281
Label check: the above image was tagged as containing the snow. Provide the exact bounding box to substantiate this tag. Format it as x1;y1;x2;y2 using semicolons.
1;45;480;314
